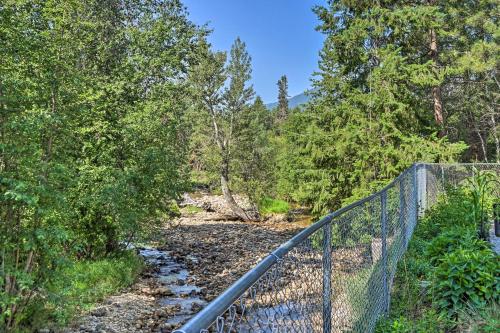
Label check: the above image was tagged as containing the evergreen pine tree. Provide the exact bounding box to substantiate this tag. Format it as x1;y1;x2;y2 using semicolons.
276;0;468;214
276;75;289;122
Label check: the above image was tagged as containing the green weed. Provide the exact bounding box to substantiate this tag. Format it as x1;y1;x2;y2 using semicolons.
259;197;290;215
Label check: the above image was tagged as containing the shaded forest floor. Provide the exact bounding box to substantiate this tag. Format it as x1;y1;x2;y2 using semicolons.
63;193;304;333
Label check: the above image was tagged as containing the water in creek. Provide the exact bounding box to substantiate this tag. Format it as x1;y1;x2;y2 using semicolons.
134;204;315;329
138;247;207;326
137;247;314;330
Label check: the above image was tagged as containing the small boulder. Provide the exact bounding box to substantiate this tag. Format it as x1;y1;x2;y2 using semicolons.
90;307;107;317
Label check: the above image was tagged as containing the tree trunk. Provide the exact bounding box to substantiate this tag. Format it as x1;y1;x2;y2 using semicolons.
431;85;443;127
428;0;444;133
490;113;499;163
476;128;488;162
220;161;254;222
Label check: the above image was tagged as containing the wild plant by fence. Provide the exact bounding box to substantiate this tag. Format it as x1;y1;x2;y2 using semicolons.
174;163;500;333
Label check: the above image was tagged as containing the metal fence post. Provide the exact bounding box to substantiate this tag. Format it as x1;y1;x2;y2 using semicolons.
417;164;427;217
381;191;389;314
399;179;407;249
440;165;445;188
322;222;332;333
494;203;500;237
412;164;418;233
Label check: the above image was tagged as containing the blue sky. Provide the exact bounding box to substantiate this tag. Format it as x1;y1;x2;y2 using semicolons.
183;0;325;103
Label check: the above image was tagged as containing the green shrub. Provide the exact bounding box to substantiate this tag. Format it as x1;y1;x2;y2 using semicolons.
388;255;432;319
25;251;143;328
259;197;290;215
381;176;499;331
425;227;490;266
387;234;432;318
431;248;499;318
415;189;474;240
166;200;182;218
404;237;433;277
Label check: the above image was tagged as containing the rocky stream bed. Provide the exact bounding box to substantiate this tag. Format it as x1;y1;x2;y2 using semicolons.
62;193;304;333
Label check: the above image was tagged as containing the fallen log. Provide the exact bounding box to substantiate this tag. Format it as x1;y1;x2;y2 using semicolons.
203;214;240;221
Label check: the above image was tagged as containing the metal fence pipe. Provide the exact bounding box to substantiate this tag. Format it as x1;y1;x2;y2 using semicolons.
173;254;278;333
322;222;332;333
381;190;389;314
399;178;407;249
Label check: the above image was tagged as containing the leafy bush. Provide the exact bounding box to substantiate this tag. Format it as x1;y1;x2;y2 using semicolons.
380;183;499;331
425;227;490;265
415;189;474;240
166;200;182;218
431;248;499;318
25;251;143;329
259;197;290;215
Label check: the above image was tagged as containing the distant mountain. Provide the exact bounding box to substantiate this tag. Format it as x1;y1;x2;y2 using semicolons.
265;92;310;110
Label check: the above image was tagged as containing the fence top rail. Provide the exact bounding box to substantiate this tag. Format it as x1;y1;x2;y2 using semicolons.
173;162;499;333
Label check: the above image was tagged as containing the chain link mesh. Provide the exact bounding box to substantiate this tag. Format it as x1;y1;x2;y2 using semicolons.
176;163;500;333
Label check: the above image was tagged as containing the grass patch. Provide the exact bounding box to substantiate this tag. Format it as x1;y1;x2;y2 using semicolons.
182;205;204;214
27;250;143;328
259;197;290;215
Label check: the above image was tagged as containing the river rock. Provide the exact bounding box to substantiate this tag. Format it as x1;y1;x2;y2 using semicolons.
156;286;174;296
90;307;107;317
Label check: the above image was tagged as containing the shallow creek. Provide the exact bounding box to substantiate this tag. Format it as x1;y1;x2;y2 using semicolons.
138;247;207;327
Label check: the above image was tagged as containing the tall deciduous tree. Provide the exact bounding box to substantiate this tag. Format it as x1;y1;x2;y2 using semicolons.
191;38;259;221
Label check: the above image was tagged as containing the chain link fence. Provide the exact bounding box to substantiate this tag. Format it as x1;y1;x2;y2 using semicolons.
174;163;500;333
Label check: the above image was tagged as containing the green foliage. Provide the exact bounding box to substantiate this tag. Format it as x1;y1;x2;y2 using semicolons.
385;236;433;324
258;197;290;215
381;182;499;331
465;168;499;240
1;0;497;330
189;39;274;214
232;97;275;203
431;248;499;318
425;227;490;266
275;0;469;215
165;200;182;219
0;0;204;329
29;251;142;328
416;189;475;239
376;309;449;333
459;303;500;333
